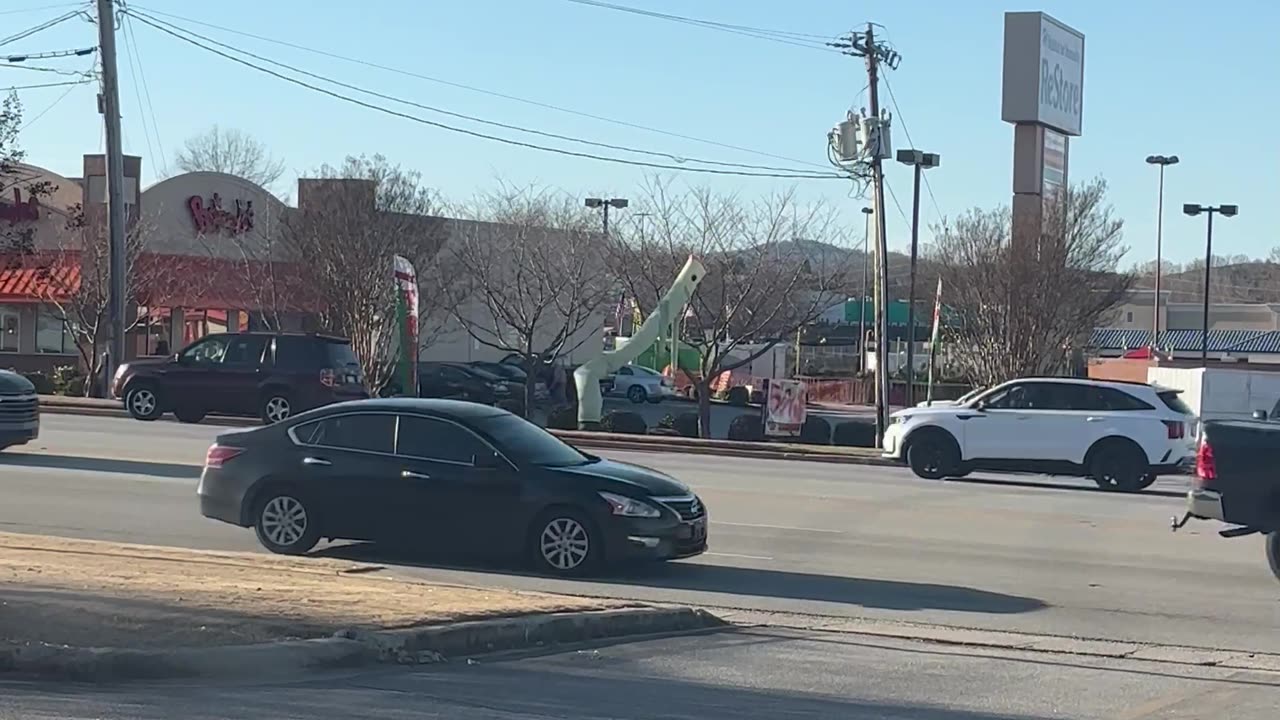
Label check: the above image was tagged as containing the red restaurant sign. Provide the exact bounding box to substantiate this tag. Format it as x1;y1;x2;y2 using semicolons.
0;188;40;224
188;193;254;235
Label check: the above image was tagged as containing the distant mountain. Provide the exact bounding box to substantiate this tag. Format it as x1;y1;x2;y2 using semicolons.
1134;262;1280;304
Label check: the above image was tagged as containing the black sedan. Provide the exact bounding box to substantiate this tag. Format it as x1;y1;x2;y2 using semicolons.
197;398;707;576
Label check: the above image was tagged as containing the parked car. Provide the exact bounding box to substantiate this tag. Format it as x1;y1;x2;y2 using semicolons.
472;361;549;401
0;370;39;452
882;377;1196;491
196;398;708;575
417;362;512;405
609;364;674;404
1172;414;1280;582
112;332;368;425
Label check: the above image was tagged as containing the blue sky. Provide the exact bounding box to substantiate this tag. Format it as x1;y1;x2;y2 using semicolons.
5;0;1276;273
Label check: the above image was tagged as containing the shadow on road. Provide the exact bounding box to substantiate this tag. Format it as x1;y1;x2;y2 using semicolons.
318;543;1046;615
0;453;199;480
942;474;1186;499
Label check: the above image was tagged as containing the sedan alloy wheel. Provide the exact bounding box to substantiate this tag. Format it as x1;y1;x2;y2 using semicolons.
538;516;592;574
254;493;319;554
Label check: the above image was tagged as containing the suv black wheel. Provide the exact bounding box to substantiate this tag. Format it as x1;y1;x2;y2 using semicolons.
529;507;600;577
906;431;958;480
260;391;293;425
1090;440;1149;492
253;489;320;555
627;385;648;404
125;384;164;421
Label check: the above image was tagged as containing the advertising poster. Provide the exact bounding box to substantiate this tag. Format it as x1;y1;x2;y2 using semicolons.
393;255;419;397
763;378;807;438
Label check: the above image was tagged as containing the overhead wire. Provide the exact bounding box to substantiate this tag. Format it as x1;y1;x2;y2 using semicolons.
119;10;164;171
881;73;944;222
559;0;838;52
124;12;167;173
129;3;834;173
125;10;846;181
0;2;86;17
2;78;90;91
0;8;84;49
129;9;837;177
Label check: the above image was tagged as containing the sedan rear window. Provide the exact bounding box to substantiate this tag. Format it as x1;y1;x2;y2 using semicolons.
1158;390;1194;415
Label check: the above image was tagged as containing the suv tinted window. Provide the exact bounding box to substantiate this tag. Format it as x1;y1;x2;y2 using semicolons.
181;335;231;364
274;336;317;370
296;413;394;453
1090;387;1154;411
323;340;360;369
223;335;268;366
396;415;488;464
983;383;1056;410
1159;390;1194;415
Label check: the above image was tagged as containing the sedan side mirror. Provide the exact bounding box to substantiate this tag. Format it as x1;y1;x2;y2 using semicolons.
171;353;184;364
1253;409;1268;421
974;400;987;411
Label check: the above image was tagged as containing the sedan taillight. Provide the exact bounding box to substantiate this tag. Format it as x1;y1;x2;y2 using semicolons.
205;444;244;469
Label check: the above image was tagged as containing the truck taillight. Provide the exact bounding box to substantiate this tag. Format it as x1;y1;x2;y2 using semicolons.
1194;438;1215;487
1163;420;1185;439
205;444;244;469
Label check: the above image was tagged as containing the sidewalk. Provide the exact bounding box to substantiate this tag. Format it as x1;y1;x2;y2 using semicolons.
0;532;721;680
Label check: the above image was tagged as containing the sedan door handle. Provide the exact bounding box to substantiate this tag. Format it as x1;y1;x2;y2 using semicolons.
401;470;431;480
1085;416;1105;422
302;457;331;466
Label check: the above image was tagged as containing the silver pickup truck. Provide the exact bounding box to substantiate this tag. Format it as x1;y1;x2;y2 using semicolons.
0;370;39;452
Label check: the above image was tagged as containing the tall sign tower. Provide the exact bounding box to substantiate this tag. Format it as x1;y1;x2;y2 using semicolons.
1001;12;1085;249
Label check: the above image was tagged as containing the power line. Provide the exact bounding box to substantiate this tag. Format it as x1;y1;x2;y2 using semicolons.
126;11;845;181
121;13;165;172
119;17;157;170
1;78;90;91
3;47;96;62
132;9;827;175
19;72;88;131
0;2;86;17
881;73;943;222
0;61;93;76
883;180;912;229
560;0;837;52
129;4;834;173
0;8;84;49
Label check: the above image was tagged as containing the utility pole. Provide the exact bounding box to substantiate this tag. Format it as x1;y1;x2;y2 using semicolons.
96;0;128;388
864;24;891;446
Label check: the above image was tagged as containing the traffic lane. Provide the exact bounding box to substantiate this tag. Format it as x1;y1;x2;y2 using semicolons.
4;630;1277;719
3;447;1278;654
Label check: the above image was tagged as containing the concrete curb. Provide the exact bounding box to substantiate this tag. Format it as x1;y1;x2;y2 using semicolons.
37;400;894;467
0;606;726;683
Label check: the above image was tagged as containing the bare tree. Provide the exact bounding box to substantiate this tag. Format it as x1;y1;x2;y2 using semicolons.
279;154;452;394
443;185;612;414
40;206;205;396
928;178;1133;386
606;179;850;436
1;92;56;257
173;125;287;192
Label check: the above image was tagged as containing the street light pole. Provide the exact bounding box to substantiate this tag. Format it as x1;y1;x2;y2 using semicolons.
1183;203;1239;366
859;206;873;373
1145;155;1179;351
895;149;940;407
585;197;629;240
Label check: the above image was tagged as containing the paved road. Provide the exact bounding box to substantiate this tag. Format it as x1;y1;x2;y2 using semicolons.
4;413;1279;655
2;629;1276;718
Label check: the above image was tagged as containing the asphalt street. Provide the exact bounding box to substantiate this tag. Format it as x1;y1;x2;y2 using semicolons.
3;413;1279;656
2;629;1276;719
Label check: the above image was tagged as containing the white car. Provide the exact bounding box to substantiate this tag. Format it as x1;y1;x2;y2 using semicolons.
610;365;674;404
882;377;1196;492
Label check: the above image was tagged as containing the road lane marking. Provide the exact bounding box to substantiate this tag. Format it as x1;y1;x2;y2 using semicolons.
704;552;774;561
715;521;844;534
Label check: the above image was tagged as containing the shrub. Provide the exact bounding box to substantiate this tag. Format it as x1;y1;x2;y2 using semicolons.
658;412;700;438
64;375;86;397
51;365;83;396
22;372;54;395
601;410;647;435
799;416;832;445
832;420;877;447
546;406;578;430
726;386;750;407
727;413;764;442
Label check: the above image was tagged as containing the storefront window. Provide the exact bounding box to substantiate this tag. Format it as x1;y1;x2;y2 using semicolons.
135;306;173;356
36;307;73;354
0;307;19;352
183;308;231;344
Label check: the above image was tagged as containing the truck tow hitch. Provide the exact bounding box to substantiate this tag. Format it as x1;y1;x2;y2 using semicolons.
1170;512;1192;532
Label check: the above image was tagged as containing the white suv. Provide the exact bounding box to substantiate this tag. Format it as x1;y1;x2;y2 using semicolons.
882;377;1196;492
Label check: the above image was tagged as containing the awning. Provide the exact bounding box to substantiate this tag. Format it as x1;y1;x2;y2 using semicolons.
0;262;80;303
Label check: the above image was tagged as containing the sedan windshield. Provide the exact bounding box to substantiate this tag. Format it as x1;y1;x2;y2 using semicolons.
476;413;592;467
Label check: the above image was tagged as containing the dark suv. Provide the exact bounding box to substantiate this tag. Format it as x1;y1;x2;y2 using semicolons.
112;333;368;425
